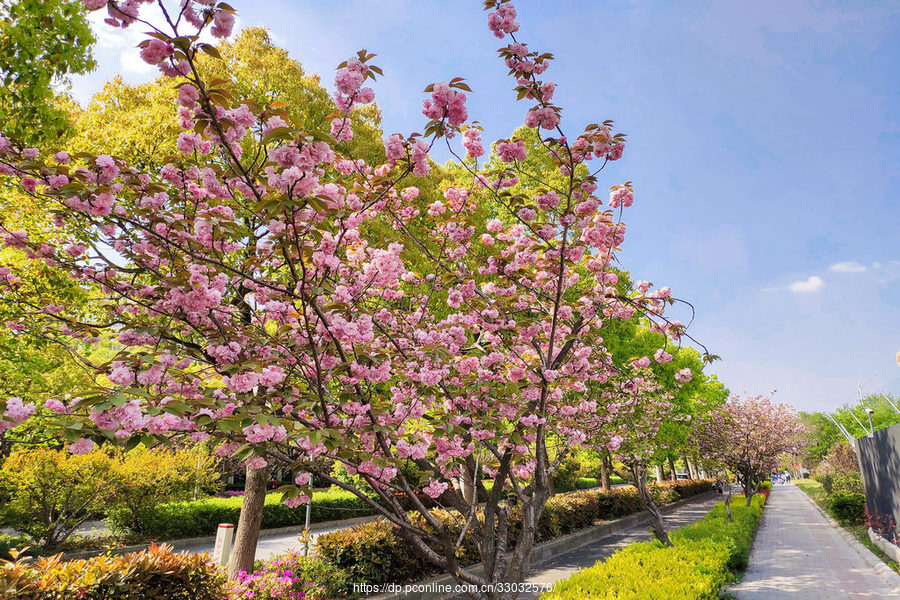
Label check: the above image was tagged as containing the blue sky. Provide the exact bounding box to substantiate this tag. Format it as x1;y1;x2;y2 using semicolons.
70;1;900;412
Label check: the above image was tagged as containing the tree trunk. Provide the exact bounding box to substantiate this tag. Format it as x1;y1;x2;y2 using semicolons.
722;471;733;522
655;465;663;483
633;465;671;547
743;473;757;507
668;456;677;481
682;455;693;479
600;457;611;491
228;465;268;579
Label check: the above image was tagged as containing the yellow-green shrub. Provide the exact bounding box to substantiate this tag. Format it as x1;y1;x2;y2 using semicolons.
0;543;227;599
106;445;220;535
0;448;117;549
543;493;766;600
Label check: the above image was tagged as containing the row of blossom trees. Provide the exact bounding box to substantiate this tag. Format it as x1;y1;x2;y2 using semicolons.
696;393;804;519
0;0;754;596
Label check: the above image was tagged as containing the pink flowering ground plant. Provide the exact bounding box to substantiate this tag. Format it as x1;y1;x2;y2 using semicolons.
0;0;712;594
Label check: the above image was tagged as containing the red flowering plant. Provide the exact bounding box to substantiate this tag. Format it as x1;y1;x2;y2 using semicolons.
866;509;899;545
0;0;712;593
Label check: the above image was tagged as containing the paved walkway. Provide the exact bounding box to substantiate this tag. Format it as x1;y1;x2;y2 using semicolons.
518;491;724;599
732;484;900;599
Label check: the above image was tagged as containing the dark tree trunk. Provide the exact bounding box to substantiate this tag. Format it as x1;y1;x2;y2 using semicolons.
742;471;757;506
600;456;610;491
668;456;677;481
633;465;672;547
228;465;268;579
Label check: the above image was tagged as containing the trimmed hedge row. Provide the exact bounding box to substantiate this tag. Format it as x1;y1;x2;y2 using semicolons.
108;488;375;539
316;480;714;588
0;543;226;600
542;493;766;599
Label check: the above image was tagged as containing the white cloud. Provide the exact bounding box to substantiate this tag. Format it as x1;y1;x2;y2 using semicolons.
789;275;825;293
829;261;867;273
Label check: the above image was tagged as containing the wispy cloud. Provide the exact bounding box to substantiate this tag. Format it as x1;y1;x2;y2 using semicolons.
789;275;825;293
830;261;867;273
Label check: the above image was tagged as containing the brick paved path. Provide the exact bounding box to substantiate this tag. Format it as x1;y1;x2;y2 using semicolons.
732;484;900;599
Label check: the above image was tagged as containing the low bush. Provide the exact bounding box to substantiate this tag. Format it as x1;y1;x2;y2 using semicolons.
831;492;866;525
0;534;30;561
831;472;863;495
106;445;220;535
542;493;766;599
551;456;582;492
109;488;374;539
0;448;118;549
316;519;430;588
230;550;350;600
0;543;227;600
815;473;835;495
759;480;772;491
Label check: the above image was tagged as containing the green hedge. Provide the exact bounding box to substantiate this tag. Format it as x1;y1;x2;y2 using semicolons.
108;488;374;539
831;492;866;525
576;477;600;489
0;543;226;600
542;493;766;599
316;481;713;588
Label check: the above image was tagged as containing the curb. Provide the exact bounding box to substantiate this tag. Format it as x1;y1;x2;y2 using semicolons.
60;514;377;561
794;485;900;593
369;490;718;600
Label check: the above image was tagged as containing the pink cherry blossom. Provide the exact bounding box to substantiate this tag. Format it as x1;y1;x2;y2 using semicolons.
69;438;96;455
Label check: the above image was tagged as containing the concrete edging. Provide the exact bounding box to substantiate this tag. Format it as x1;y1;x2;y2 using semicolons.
370;490;718;600
868;528;900;563
794;485;900;592
61;514;377;561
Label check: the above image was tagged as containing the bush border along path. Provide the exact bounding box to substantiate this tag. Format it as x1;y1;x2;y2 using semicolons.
540;493;765;600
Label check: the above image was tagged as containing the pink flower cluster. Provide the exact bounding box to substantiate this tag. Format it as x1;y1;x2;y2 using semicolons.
487;2;520;38
422;82;469;129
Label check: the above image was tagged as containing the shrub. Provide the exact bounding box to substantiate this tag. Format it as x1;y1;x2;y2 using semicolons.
759;480;772;491
0;543;227;600
107;446;221;535
831;472;863;495
230;551;350;600
551;456;582;493
830;492;866;525
0;448;117;549
648;479;714;505
542;494;766;599
315;520;427;587
815;473;835;495
0;534;30;561
109;488;375;539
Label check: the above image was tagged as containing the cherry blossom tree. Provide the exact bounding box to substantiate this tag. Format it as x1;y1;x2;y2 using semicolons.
0;0;711;593
590;348;694;546
696;394;804;507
